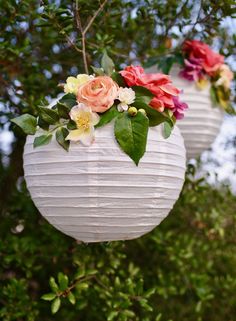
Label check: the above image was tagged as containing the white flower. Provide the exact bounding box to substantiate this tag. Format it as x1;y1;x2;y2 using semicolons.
118;87;135;105
66;103;100;146
117;103;129;112
64;74;94;95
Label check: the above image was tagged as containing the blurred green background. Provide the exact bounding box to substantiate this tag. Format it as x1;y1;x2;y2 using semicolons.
1;1;236;320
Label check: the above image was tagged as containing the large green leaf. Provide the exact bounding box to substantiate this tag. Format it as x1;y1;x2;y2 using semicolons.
38;107;59;125
11;114;37;135
101;51;115;76
56;127;70;151
33;133;53;148
58;93;77;109
95;106;119;128
114;112;149;165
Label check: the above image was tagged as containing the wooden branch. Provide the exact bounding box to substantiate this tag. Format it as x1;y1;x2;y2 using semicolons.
83;0;108;35
73;0;108;73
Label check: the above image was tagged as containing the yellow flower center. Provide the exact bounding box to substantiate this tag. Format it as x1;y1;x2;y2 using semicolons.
75;113;91;130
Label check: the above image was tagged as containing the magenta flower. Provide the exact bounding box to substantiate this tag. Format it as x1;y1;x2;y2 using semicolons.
172;96;188;120
179;58;204;82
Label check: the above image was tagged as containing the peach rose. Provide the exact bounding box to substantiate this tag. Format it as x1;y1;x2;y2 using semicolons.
77;76;119;113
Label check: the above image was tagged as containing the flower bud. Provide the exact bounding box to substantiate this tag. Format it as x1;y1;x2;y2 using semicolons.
138;109;147;116
128;107;138;116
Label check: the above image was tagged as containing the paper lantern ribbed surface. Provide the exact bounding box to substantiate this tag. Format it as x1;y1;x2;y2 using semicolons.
170;67;224;159
23;124;186;243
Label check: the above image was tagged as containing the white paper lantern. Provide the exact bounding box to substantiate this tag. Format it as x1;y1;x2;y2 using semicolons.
23;123;186;243
146;66;224;160
170;67;224;159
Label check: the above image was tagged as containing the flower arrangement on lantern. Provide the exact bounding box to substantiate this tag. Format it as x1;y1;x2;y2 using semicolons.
12;53;187;165
153;40;235;114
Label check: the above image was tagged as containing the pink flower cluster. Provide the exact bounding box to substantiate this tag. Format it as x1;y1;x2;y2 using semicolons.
180;40;224;81
120;65;186;119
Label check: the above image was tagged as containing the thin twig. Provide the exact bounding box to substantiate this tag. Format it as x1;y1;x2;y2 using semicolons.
83;0;108;35
73;0;108;73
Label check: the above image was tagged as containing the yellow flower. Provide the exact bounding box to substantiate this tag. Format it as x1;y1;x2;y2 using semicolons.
64;74;94;95
196;77;209;90
66;103;100;146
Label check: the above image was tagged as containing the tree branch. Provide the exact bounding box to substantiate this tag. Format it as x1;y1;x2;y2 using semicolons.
73;0;108;73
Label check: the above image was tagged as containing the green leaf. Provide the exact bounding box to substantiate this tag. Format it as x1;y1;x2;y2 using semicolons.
38;106;59;125
11;114;37;135
49;277;59;293
210;86;218;105
56;127;70;151
38;116;49;131
68;292;76;305
58;272;69;291
33;133;53;148
91;66;105;76
101;51;115;76
123;310;135;318
132;86;154;105
139;298;153;312
145;287;156;298
57;103;70;119
107;311;119;321
111;72;126;87
158;56;175;74
67;120;77;130
163;121;173;138
132;86;169;126
58;93;77;109
114;112;149;165
51;297;61;314
41;293;57;301
133;101;168;127
96;106;119;128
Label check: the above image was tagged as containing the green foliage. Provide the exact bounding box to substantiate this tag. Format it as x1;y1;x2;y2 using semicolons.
1;167;236;321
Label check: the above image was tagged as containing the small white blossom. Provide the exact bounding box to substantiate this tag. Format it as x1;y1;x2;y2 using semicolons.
118;87;135;105
117;103;129;112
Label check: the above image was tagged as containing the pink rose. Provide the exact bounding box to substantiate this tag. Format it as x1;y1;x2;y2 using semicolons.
120;66;180;110
120;65;144;86
183;40;224;75
77;76;119;113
